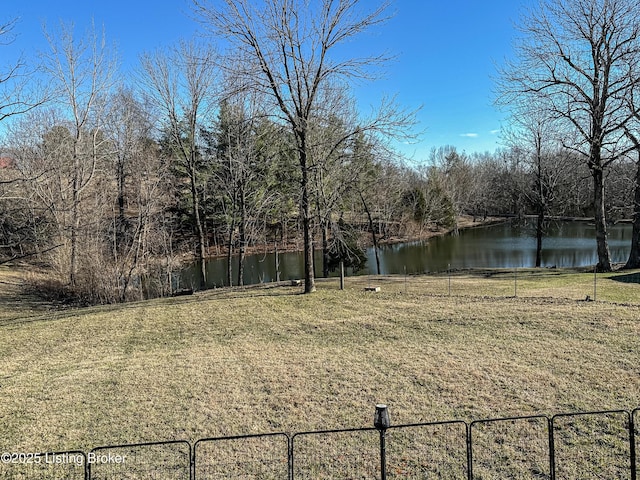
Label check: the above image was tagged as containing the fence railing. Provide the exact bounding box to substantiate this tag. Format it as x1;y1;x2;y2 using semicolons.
87;440;191;480
194;433;289;479
2;407;638;479
348;266;640;304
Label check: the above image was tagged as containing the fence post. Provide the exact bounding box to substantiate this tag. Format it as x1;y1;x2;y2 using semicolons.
275;245;280;282
191;443;195;480
467;422;473;480
548;416;555;480
631;410;637;480
374;404;390;480
404;265;407;294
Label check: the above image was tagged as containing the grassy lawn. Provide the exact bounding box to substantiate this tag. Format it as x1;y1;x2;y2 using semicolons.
0;266;639;464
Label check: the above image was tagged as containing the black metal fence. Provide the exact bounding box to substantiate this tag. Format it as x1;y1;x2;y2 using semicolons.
194;433;289;479
88;440;191;479
2;407;638;479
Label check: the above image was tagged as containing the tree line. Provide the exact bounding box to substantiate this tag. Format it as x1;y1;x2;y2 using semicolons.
2;0;640;303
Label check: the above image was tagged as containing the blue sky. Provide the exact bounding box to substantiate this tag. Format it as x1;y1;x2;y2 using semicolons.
3;0;527;162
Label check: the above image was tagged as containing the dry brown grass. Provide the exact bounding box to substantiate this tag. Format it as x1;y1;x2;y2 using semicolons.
1;268;639;462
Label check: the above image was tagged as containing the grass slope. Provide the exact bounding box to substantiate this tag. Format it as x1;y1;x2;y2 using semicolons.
1;270;639;455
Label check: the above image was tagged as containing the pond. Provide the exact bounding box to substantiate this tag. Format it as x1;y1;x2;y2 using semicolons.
179;219;633;289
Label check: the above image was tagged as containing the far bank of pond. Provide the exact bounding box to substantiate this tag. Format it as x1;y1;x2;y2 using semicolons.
180;219;633;289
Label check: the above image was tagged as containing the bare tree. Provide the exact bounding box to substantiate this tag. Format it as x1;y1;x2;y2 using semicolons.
498;0;640;271
41;22;116;286
502;103;576;267
426;146;474;234
105;88;165;300
207;93;275;286
140;41;218;288
308;86;406;277
352;131;385;275
106;88;153;251
1;108;66;265
193;0;393;293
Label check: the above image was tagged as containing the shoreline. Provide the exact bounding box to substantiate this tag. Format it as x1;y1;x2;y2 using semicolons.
197;213;630;263
374;215;508;248
201;215;511;262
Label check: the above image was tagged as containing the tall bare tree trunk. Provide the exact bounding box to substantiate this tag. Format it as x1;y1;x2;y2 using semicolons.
226;214;234;287
116;156;126;251
535;149;545;268
70;190;79;286
593;167;612;271
237;186;246;286
300;144;316;293
189;163;207;288
360;191;380;275
321;221;329;278
535;209;544;268
70;142;81;287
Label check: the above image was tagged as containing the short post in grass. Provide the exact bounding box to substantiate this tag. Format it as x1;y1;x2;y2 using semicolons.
448;263;451;296
404;265;407;294
275;244;280;282
374;404;390;480
514;266;518;297
593;264;597;301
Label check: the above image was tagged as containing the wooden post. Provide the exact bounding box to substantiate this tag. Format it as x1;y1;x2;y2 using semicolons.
404;265;407;293
340;260;345;290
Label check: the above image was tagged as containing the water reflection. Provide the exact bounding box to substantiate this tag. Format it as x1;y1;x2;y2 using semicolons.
180;220;632;289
